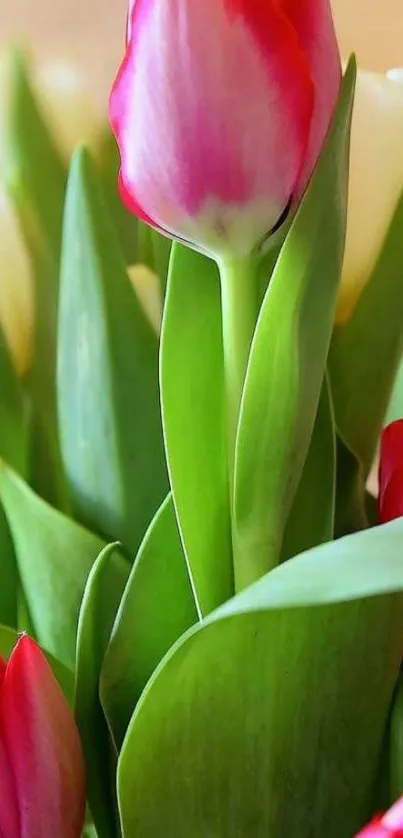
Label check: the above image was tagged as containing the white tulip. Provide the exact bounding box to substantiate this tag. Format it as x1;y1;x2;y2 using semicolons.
337;67;403;323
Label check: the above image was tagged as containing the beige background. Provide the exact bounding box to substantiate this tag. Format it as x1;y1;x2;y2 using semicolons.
1;0;403;109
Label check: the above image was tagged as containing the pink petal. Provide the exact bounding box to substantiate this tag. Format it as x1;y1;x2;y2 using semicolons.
110;0;314;255
281;0;341;196
1;636;85;838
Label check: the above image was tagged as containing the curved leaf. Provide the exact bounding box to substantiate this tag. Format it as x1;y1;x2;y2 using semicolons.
101;494;198;749
161;245;232;615
118;518;403;838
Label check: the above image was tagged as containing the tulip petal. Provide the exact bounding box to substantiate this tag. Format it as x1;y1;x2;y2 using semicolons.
111;0;314;255
0;658;20;838
280;0;341;195
1;636;85;838
378;420;403;523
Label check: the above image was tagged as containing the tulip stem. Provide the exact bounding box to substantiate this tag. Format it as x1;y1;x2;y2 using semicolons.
218;254;258;549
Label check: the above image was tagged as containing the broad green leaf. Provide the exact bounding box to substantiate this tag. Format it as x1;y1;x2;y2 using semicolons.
118;518;403;838
0;462;104;669
0;624;74;705
3;49;68;508
75;543;130;838
233;61;356;586
0;324;29;475
281;374;335;561
101;494;198;749
330;190;403;475
58;147;168;553
161;244;232;615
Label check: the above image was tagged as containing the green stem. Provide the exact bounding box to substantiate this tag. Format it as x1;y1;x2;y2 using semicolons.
219;256;258;479
218;255;258;590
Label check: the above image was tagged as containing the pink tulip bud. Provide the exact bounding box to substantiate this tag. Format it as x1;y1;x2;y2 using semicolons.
355;797;403;836
0;635;85;838
110;0;341;258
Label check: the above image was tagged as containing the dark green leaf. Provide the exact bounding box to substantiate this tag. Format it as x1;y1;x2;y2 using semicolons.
75;543;130;838
96;129;139;264
161;244;232;615
101;494;198;749
58;147;168;553
281;374;336;561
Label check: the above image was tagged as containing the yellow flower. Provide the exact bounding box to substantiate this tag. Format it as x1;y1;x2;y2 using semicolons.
336;67;403;324
0;53;103;374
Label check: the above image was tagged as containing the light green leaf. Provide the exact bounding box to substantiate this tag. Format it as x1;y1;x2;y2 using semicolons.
101;494;198;749
58;147;168;553
0;462;104;669
330;190;403;474
118;518;403;838
75;543;130;838
233;61;355;586
161;244;232;615
281;374;336;561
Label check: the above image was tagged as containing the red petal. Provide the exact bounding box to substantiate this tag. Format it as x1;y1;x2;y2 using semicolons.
1;636;85;838
379;420;403;497
280;0;341;195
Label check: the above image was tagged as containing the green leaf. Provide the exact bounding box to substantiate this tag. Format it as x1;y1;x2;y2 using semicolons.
0;462;104;669
75;543;130;838
58;147;168;553
281;374;336;561
161;244;232;615
233;61;355;585
118;518;403;838
101;494;198;749
96;129;139;265
334;438;368;538
389;672;403;803
3;48;68;509
0;324;29;475
0;505;18;628
329;189;403;475
0;624;74;705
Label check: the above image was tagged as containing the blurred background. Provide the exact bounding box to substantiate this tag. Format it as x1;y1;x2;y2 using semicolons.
0;0;402;112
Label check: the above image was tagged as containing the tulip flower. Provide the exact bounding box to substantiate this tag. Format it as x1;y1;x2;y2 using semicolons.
0;634;85;838
378;419;403;523
0;52;103;374
355;795;403;836
110;0;341;259
336;67;403;323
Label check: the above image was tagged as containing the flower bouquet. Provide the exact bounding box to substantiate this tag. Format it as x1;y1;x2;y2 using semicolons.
1;0;403;835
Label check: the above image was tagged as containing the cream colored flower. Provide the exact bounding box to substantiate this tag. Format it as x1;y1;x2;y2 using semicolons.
128;264;163;335
336;67;403;324
0;52;103;374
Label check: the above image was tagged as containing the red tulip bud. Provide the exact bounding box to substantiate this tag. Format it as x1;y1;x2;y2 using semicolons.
0;635;85;838
355;796;403;836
